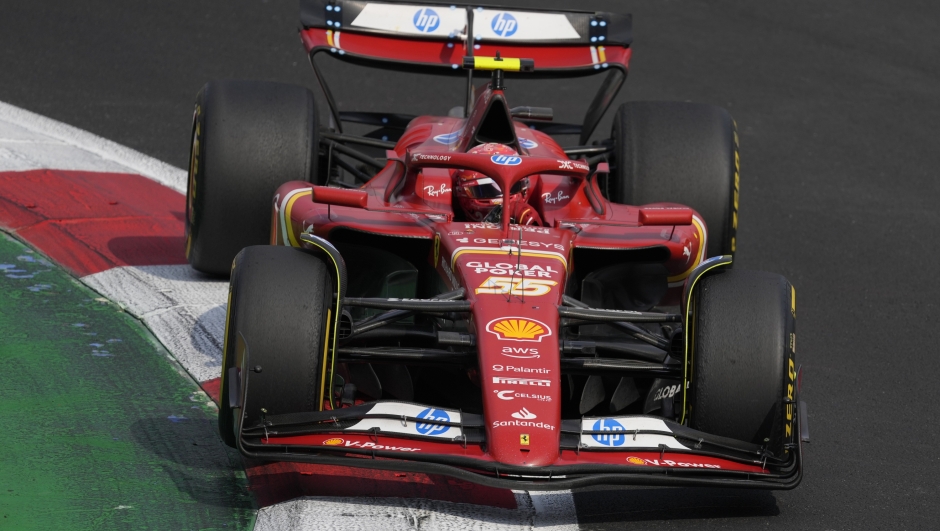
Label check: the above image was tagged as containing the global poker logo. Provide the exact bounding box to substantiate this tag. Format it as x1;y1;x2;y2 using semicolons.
592;418;626;447
413;8;440;33
416;407;450;436
491;12;518;37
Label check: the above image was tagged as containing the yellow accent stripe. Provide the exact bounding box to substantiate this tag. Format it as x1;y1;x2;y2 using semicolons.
680;258;733;424
282;189;313;248
451;248;567;270
300;236;343;410
667;216;706;283
318;309;331;411
598;46;607;63
326;30;334;47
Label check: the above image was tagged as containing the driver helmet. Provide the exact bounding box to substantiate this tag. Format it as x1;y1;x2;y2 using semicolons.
455;143;529;222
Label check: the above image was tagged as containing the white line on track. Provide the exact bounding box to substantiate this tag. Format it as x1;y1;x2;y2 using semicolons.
0;100;581;530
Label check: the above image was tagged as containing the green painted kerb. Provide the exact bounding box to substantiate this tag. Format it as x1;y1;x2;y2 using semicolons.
0;233;253;530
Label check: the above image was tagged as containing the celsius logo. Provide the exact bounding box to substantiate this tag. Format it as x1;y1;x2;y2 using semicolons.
415;407;450;436
519;138;538;149
413;8;440;33
592;418;626;447
491;154;522;166
432;131;461;145
491;12;518;37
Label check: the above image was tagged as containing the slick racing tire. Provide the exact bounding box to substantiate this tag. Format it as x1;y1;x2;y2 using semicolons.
218;245;333;448
689;269;797;458
186;80;320;276
609;102;738;258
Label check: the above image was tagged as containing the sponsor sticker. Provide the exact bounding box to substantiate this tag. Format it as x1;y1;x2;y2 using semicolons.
495;389;552;402
490;12;518;37
511;407;536;420
491;154;522;166
520;434;530;445
492;364;550;375
501;346;539;359
492;419;555;431
492;377;551;387
412;153;452;163
432;131;461;145
486;317;552;342
541;190;571;205
626;456;721;469
519;138;538;150
423;183;451;198
467;261;558;278
557;160;589;171
345;440;421;452
416;407;451;437
592;418;626;447
476;277;556;296
323;438;344;446
413;8;440;32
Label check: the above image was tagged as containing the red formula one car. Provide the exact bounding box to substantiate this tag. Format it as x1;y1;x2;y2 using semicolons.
184;1;807;489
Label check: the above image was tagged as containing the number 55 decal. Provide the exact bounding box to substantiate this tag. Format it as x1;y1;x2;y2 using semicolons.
475;277;557;296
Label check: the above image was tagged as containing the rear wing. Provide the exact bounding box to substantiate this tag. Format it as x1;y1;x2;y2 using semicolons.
299;1;633;143
300;0;631;75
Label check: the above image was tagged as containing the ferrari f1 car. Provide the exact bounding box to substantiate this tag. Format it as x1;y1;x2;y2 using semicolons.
184;0;807;489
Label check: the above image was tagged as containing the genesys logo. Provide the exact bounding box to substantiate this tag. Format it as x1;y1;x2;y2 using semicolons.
487;317;552;342
502;346;539;359
511;407;536;420
476;277;557;297
492;364;550;375
416;407;451;437
491;154;522;166
626;456;721;469
495;389;552;402
413;8;440;33
492;377;551;387
490;12;518;37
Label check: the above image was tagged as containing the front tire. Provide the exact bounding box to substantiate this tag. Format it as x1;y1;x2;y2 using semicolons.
218;245;333;447
609;101;739;258
689;269;796;458
186;80;320;276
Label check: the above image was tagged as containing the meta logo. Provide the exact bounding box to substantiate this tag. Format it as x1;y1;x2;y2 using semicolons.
491;12;519;37
491;154;522;166
433;131;461;145
592;418;626;447
413;8;440;33
415;407;450;436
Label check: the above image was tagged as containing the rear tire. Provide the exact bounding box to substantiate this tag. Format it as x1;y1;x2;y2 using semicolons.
186;80;320;276
609;101;738;258
218;245;333;447
689;269;796;457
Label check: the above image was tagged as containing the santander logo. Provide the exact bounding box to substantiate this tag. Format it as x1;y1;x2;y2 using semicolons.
511;408;537;420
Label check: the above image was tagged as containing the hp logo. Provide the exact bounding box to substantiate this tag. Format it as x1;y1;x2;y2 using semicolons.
413;8;440;33
416;408;451;436
491;154;522;166
491;12;518;37
592;418;626;447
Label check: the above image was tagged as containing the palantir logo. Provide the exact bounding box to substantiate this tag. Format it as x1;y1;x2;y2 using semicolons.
416;407;450;436
592;418;626;447
413;8;440;33
491;12;518;37
491;154;522;166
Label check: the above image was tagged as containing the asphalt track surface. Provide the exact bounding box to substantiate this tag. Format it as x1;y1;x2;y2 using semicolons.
2;1;940;529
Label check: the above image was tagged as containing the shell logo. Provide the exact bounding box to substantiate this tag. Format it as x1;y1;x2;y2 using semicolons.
486;317;552;342
626;456;646;465
322;438;344;446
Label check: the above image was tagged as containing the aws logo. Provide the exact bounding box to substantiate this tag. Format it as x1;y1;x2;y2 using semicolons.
486;317;552;342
